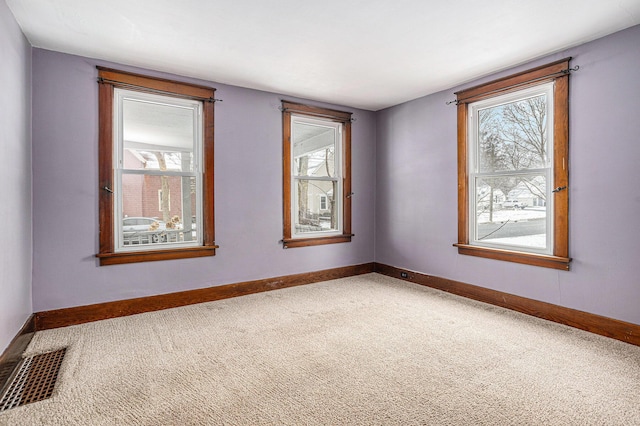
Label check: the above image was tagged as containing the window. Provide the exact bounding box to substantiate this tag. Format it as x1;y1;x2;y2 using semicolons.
281;101;353;248
97;67;217;265
454;59;571;270
320;195;328;211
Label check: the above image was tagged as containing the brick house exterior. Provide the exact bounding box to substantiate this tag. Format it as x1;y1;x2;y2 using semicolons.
121;150;196;224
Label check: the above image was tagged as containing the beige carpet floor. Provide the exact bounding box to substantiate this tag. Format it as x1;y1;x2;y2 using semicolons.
1;273;639;425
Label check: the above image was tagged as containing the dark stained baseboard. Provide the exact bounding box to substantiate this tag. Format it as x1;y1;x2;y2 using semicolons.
374;262;640;347
31;261;640;347
0;315;36;394
35;263;375;330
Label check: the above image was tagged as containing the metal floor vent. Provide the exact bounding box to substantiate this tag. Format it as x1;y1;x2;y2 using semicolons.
0;348;66;412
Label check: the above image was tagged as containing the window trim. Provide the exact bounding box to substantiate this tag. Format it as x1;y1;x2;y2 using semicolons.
453;59;571;270
96;67;217;265
281;101;353;249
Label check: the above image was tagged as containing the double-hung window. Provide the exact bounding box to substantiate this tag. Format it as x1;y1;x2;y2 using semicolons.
281;101;352;248
454;59;571;270
97;68;217;265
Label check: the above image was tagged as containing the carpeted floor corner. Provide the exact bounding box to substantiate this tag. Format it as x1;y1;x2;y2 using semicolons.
1;273;639;425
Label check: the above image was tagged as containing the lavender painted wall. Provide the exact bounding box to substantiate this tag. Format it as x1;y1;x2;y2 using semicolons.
0;0;32;353
31;50;376;312
376;25;640;325
28;22;640;327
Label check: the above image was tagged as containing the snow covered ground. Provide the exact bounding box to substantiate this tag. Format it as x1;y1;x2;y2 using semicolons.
477;207;546;224
477;207;548;249
484;233;547;248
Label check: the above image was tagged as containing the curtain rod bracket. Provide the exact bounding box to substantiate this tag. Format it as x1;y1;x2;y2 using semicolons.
562;65;580;74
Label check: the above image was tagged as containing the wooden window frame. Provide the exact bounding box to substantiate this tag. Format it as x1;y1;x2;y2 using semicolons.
453;59;572;270
96;67;217;265
281;101;353;249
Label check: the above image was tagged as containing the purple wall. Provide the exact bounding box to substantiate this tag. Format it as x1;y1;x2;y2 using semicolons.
0;0;32;353
31;50;376;312
27;22;640;327
376;24;640;325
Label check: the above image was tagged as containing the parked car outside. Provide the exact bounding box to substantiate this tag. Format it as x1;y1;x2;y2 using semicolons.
122;217;167;244
502;200;526;209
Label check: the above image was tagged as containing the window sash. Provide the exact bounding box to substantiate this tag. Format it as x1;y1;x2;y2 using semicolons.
290;114;343;239
292;178;342;238
469;171;552;254
467;83;554;255
113;89;204;252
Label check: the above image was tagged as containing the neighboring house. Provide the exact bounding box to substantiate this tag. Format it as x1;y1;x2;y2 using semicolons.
506;179;547;208
477;179;547;211
121;149;196;223
306;149;335;215
298;148;336;231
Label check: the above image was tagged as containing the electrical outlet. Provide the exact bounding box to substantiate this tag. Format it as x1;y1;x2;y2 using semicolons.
401;272;408;278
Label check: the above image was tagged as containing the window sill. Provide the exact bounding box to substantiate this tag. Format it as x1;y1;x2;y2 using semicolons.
283;234;353;249
97;245;218;266
453;243;571;271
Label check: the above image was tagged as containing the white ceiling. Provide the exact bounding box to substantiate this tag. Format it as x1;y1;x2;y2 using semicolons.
7;0;640;111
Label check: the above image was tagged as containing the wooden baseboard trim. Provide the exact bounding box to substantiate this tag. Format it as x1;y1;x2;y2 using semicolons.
0;315;36;393
374;263;640;347
35;262;375;331
30;261;640;346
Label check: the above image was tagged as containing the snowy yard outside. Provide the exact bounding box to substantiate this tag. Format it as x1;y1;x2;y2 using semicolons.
477;207;547;249
477;207;546;224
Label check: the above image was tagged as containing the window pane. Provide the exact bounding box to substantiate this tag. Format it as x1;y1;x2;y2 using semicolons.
292;121;336;178
477;94;548;173
121;174;198;246
294;179;338;234
474;175;548;250
122;98;195;171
